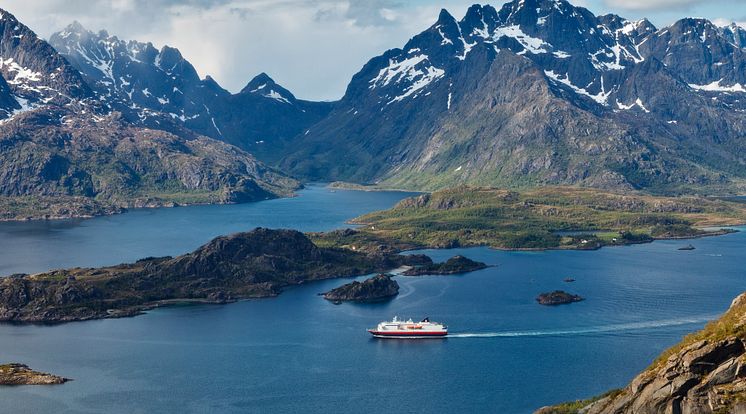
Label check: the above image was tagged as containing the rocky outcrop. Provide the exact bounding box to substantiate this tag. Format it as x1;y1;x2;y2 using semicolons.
0;228;427;323
0;364;68;385
536;293;746;414
323;274;399;303
402;255;488;276
536;291;584;305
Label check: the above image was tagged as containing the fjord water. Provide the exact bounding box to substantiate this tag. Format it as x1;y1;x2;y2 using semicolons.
0;186;744;413
0;184;417;276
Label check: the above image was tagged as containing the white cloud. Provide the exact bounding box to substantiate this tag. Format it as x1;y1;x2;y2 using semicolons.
713;17;746;27
0;0;472;101
603;0;704;11
3;0;741;100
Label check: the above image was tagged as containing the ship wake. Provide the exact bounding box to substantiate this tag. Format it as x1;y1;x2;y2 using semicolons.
448;315;716;338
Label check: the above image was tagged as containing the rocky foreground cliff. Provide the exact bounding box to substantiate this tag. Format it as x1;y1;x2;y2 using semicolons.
0;228;429;323
536;293;746;414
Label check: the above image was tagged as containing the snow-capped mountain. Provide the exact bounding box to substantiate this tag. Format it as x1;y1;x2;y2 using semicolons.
49;22;228;136
283;0;746;194
0;11;93;119
0;8;298;216
49;23;332;161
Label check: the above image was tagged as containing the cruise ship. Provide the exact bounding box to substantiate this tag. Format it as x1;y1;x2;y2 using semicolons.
368;317;448;338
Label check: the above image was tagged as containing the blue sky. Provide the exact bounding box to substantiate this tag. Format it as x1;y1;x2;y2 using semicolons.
5;0;746;100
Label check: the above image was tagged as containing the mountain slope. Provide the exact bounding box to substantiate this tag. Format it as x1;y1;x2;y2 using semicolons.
282;0;746;195
0;8;299;220
48;23;333;162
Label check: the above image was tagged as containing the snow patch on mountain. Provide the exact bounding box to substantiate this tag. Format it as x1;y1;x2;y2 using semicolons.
616;98;650;113
265;90;291;104
545;70;611;105
369;54;446;104
689;79;746;93
494;25;551;55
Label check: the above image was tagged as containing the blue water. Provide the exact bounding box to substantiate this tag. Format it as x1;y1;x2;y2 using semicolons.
0;184;417;276
0;185;744;413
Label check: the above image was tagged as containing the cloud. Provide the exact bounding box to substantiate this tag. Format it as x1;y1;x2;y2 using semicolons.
603;0;704;11
1;0;473;100
5;0;740;100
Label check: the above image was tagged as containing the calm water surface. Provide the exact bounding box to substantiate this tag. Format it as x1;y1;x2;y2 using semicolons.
0;184;417;275
0;185;744;413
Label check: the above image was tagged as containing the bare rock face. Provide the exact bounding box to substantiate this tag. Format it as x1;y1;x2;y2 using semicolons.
536;292;746;414
0;364;68;385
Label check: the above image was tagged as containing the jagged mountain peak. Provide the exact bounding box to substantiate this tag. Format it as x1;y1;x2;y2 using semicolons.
0;8;93;119
240;73;295;104
436;8;457;25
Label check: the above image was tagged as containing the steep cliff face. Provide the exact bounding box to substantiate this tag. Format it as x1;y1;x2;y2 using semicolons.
537;293;746;414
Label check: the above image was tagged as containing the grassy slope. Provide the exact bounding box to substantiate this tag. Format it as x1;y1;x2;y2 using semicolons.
312;186;746;251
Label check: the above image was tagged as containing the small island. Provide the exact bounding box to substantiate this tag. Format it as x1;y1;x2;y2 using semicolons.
401;256;488;276
536;291;584;306
0;228;428;323
0;364;69;385
323;274;399;303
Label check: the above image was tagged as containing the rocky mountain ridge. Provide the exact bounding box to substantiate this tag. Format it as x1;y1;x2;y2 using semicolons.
281;0;746;195
48;23;333;162
0;8;300;220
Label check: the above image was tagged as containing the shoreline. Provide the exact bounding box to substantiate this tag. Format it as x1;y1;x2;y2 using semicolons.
0;193;300;223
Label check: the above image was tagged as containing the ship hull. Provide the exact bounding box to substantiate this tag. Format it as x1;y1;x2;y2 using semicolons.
368;330;447;338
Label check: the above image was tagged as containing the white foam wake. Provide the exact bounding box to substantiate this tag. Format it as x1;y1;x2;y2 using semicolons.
448;315;716;338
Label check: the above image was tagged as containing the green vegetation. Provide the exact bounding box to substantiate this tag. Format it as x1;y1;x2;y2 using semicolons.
535;389;624;414
313;186;746;251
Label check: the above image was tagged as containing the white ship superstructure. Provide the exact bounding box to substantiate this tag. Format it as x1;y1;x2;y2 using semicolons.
368;316;448;338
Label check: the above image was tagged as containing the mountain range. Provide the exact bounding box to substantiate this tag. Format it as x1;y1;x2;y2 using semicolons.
1;0;746;218
282;0;746;194
0;9;299;219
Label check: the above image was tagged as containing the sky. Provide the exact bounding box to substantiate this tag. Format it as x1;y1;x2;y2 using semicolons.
3;0;746;101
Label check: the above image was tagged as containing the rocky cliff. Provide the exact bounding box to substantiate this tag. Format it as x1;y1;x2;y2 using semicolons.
536;293;746;413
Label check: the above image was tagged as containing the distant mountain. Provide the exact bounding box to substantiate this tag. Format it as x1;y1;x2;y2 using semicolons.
0;11;93;118
281;0;746;195
48;23;332;162
0;8;298;220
